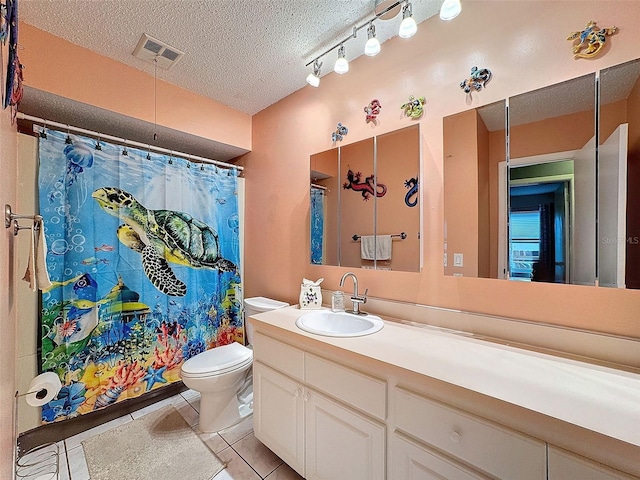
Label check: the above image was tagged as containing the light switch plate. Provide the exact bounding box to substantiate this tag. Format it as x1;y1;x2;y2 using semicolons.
453;253;463;267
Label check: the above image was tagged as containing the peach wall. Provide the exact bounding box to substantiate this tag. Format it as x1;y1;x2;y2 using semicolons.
19;23;251;151
244;1;640;338
0;83;18;477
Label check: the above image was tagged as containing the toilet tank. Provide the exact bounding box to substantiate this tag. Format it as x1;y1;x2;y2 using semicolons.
244;297;289;345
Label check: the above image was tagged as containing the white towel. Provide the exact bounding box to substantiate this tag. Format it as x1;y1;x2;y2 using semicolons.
23;217;52;292
360;235;392;261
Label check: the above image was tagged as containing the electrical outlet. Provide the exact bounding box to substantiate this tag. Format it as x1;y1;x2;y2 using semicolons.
453;253;463;267
443;253;447;267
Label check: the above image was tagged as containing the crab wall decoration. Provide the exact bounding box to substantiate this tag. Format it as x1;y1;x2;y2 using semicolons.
364;99;382;123
401;95;426;119
460;66;492;94
332;123;349;142
567;21;618;59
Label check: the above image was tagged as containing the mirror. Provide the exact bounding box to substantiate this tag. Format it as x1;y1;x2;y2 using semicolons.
443;101;506;278
599;58;640;289
509;74;596;285
310;125;421;271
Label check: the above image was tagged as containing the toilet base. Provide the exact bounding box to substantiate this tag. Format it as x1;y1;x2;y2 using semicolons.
198;389;253;433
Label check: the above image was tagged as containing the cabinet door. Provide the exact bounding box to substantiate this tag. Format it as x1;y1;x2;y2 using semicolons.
391;432;490;480
305;389;385;480
253;362;305;476
548;446;638;480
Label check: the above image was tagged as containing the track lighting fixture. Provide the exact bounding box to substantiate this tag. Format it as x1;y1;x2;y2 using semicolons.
306;59;322;87
399;1;417;38
440;0;462;20
305;0;462;86
334;44;349;74
364;22;381;57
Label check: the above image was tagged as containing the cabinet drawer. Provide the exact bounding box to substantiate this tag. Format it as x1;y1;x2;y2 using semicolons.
394;387;546;480
253;332;304;381
305;353;386;420
391;432;490;480
548;446;638;480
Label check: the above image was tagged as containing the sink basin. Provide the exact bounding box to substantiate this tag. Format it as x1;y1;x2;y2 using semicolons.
296;311;384;337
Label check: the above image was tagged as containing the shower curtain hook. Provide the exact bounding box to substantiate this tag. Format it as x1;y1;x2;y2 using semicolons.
65;125;72;144
95;133;102;151
122;139;129;156
39;120;47;139
146;145;151;160
200;157;205;171
168;151;173;164
186;154;191;168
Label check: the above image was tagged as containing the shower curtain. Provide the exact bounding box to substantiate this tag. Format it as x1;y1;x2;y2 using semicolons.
310;187;324;264
37;128;243;423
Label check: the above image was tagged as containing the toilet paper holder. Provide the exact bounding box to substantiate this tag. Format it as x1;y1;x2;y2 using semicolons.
14;389;60;480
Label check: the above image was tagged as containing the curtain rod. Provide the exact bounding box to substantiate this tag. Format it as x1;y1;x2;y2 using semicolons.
16;112;244;171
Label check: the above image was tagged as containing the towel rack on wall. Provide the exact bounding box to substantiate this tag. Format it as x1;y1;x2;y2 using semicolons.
352;232;407;241
5;204;42;236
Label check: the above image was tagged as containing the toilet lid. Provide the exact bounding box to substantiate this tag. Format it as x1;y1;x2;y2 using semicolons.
181;342;252;377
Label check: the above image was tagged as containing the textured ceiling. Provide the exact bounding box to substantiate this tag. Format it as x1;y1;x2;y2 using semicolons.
20;0;442;116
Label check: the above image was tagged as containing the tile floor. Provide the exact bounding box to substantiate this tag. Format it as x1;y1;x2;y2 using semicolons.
18;389;304;480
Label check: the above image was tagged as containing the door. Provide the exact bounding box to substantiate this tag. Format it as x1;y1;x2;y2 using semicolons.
598;124;628;288
253;362;305;476
305;390;385;480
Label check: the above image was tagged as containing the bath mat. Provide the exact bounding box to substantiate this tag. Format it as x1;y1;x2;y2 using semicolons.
82;406;225;480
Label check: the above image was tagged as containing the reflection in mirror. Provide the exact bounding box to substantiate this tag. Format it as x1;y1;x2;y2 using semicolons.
443;101;506;278
508;74;596;285
340;138;376;268
376;125;420;272
310;148;339;265
309;125;421;271
599;58;640;288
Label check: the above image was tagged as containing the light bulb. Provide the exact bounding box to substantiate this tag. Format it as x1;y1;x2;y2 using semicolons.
440;0;461;20
306;72;320;87
364;23;381;57
334;44;349;74
306;60;322;87
365;37;381;56
399;1;417;38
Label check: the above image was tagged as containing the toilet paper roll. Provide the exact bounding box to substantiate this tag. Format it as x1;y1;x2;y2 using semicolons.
26;372;62;407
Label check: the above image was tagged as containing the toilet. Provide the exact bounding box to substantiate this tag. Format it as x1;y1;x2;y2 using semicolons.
180;296;289;433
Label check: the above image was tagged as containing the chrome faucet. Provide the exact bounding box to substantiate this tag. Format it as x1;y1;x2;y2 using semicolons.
339;272;368;315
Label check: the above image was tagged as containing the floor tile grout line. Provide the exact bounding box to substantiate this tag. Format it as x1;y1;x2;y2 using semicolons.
227;442;264;479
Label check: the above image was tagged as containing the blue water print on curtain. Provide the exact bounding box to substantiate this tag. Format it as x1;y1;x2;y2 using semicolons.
310;187;324;264
38;128;243;423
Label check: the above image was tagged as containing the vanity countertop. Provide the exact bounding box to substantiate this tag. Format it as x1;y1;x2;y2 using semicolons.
250;306;640;448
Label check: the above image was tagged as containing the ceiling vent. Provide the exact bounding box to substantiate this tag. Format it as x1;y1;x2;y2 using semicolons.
132;33;184;70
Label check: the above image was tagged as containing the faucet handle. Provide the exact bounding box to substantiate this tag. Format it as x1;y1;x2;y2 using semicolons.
361;288;368;303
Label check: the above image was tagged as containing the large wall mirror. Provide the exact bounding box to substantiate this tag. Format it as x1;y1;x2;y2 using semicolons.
599;58;640;289
443;100;506;278
509;74;596;285
310;124;421;272
445;60;640;288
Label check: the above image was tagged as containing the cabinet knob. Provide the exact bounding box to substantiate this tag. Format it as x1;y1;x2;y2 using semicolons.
304;393;310;402
449;430;461;444
294;388;302;397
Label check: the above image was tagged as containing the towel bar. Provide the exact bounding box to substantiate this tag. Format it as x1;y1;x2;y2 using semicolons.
352;232;407;241
4;204;42;236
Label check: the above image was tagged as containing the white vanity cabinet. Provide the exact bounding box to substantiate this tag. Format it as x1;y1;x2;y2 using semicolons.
253;332;386;480
548;446;638;480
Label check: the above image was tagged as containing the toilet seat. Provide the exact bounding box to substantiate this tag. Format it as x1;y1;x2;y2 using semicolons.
181;342;253;379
